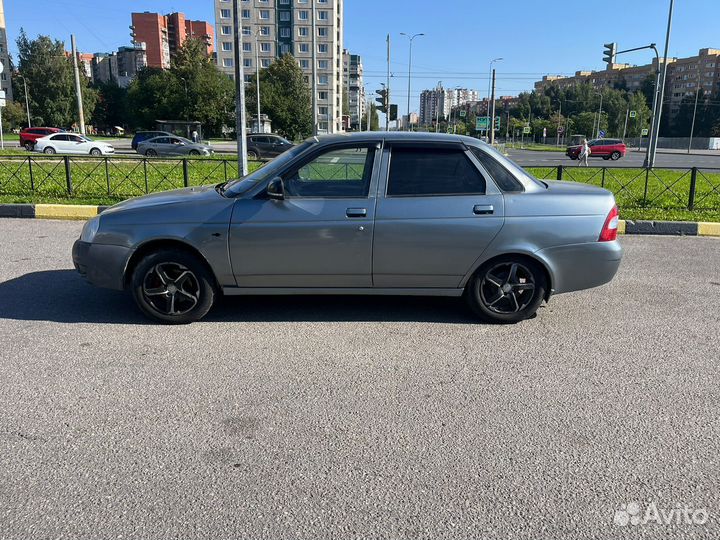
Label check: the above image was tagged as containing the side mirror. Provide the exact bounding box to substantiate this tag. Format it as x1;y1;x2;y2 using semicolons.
267;176;285;200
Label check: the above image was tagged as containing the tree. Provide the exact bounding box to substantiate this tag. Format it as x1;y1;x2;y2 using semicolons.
13;29;97;128
126;68;180;129
246;54;312;140
1;100;27;132
91;82;128;130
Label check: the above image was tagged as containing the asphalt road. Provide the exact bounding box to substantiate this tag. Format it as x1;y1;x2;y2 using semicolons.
1;219;719;540
507;148;720;169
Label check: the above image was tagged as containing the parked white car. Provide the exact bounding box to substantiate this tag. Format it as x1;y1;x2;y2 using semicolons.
34;133;115;156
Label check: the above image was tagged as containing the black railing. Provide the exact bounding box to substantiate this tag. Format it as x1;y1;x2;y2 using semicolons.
0;155;263;200
527;165;720;211
1;155;719;211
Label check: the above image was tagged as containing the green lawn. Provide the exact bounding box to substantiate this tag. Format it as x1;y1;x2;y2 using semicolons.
1;155;719;222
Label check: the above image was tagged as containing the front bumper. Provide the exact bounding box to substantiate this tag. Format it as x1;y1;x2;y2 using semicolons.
72;240;132;291
537;240;623;295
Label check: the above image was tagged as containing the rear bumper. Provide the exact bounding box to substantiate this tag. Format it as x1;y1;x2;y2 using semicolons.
537;240;622;295
72;240;131;291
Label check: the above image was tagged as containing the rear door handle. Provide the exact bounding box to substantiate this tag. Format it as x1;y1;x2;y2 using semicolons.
473;204;494;215
346;208;367;218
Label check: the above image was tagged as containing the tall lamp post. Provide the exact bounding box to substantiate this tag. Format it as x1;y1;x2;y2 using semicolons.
646;0;674;169
487;58;502;137
18;74;32;127
594;91;604;139
400;32;424;131
254;29;262;133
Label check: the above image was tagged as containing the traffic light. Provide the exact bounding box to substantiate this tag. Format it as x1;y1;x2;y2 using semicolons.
375;88;388;114
494;116;501;131
389;104;398;122
603;42;617;66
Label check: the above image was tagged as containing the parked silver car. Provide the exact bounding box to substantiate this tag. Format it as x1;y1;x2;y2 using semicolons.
137;135;213;157
73;133;622;324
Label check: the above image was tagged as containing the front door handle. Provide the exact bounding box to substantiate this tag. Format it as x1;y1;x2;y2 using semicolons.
346;208;367;218
473;204;494;215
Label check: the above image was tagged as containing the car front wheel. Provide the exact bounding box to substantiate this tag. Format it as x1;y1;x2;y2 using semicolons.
465;257;547;324
247;150;259;160
90;148;102;156
145;149;157;157
131;249;217;324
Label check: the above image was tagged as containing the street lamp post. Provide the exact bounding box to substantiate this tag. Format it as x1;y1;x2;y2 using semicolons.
487;58;502;137
435;81;442;133
255;29;262;134
595;92;604;138
646;0;674;169
400;32;424;131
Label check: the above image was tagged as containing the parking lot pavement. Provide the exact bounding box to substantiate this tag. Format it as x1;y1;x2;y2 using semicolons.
1;218;719;540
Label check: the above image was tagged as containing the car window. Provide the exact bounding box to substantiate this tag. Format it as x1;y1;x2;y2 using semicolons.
51;134;68;141
256;136;270;144
68;135;84;142
469;147;523;192
387;146;486;197
283;145;375;198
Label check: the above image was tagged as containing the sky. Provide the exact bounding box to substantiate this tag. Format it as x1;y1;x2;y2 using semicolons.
5;0;720;117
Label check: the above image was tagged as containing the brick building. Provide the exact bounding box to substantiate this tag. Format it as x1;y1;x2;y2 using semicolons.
131;12;214;69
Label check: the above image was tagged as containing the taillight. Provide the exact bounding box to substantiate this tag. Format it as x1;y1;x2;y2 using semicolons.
599;205;619;242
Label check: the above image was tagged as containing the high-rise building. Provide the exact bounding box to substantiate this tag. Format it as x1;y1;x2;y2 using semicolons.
214;0;344;134
419;86;478;125
343;49;364;130
131;12;214;69
0;0;13;101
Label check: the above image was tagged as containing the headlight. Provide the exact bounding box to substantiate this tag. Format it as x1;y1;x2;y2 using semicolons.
80;216;100;243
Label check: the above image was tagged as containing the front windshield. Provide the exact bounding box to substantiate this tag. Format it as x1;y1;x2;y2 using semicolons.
223;141;314;196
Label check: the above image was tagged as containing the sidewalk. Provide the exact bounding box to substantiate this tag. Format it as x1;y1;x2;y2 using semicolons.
630;148;720;156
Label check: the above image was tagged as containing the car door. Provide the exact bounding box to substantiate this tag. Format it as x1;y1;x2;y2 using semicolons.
66;134;88;154
50;134;72;153
266;136;285;157
228;141;381;288
151;137;173;156
372;142;505;289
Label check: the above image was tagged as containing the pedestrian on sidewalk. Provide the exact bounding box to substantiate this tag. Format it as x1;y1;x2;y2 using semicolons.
191;130;199;143
578;138;591;167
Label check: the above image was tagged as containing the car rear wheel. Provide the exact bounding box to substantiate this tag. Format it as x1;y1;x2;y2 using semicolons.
465;257;547;324
43;147;56;154
131;249;216;324
90;148;102;156
569;155;577;160
24;142;34;151
188;149;200;156
247;150;259;160
610;151;622;160
145;149;157;157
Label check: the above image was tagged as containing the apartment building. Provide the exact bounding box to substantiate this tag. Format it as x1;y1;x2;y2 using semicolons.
214;0;345;134
419;86;478;125
0;0;12;101
342;49;364;129
534;48;720;119
131;11;214;69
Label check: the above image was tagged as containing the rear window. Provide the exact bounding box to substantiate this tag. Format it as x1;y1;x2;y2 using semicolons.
387;146;486;197
469;147;523;192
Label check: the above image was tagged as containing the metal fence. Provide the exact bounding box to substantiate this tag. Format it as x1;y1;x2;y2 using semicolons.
1;154;719;211
0;155;262;200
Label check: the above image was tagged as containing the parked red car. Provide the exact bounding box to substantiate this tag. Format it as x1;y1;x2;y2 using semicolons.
567;138;627;161
19;127;63;151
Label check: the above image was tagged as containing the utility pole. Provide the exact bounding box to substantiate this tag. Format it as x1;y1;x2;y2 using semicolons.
19;75;31;127
255;30;261;134
400;33;424;131
232;0;248;175
489;69;497;145
647;0;674;168
622;108;630;140
435;81;441;133
70;35;86;135
556;101;562;146
367;99;371;131
385;34;390;131
311;0;318;134
688;88;700;154
596;93;604;138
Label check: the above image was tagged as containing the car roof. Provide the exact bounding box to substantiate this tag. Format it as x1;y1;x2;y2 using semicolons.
308;131;482;146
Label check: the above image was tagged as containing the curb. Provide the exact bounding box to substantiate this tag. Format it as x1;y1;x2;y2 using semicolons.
0;204;718;237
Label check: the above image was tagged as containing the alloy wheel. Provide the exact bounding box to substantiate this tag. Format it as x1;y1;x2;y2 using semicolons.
480;262;536;315
142;262;200;316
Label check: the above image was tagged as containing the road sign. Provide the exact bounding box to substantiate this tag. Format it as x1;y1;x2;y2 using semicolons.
641;128;649;136
629;110;637;118
459;110;466;118
523;126;531;134
599;130;606;138
475;117;489;130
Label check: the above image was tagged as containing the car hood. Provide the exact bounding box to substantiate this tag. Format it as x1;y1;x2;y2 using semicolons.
102;185;221;214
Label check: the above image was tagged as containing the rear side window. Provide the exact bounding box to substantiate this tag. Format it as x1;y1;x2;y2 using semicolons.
469;147;523;192
387;147;486;196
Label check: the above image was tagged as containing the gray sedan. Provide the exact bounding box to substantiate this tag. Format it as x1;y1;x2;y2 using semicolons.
73;133;622;324
137;135;213;157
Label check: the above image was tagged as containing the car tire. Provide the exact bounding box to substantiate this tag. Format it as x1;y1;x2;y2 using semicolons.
145;149;157;157
247;150;259;160
188;149;200;156
465;256;547;324
90;148;102;156
24;142;34;151
131;249;217;324
611;151;622;160
43;147;56;154
569;155;577;160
